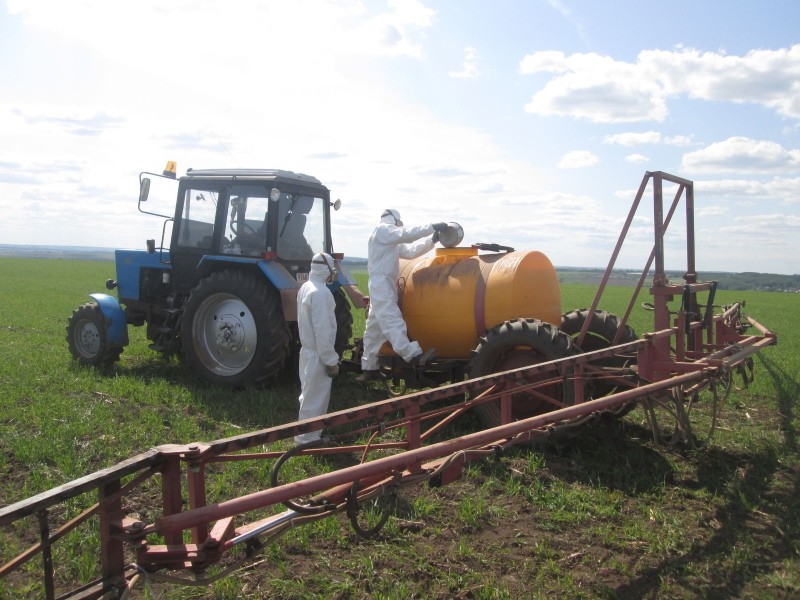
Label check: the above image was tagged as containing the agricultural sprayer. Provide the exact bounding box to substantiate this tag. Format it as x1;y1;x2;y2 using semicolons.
2;172;777;598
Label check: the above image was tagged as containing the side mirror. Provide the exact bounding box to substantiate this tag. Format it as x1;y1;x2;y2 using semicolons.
139;178;151;203
332;199;342;211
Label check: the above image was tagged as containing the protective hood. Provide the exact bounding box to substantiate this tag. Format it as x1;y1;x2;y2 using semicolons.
310;252;337;283
380;209;402;226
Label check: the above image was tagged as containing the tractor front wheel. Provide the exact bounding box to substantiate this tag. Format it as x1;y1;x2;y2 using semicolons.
182;270;290;386
66;303;122;367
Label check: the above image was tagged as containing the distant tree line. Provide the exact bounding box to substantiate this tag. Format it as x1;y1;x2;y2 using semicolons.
557;267;799;292
698;272;800;293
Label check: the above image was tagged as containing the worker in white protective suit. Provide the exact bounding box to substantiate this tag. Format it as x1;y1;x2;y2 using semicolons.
294;253;340;445
357;209;448;381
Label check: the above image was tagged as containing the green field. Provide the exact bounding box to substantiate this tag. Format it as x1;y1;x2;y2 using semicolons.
0;256;798;599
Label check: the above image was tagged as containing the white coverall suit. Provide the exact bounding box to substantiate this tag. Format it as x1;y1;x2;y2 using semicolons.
361;211;435;371
295;254;340;445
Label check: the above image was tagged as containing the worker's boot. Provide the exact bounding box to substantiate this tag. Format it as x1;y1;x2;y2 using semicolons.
410;347;437;367
355;370;385;382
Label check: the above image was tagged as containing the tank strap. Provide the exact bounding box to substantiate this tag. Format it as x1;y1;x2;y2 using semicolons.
474;262;491;336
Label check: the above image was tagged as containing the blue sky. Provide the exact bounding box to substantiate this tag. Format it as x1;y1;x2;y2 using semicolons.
1;0;798;274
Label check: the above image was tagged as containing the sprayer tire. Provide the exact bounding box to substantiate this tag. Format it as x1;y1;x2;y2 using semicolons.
560;309;638;416
468;318;579;428
66;303;122;367
182;270;290;386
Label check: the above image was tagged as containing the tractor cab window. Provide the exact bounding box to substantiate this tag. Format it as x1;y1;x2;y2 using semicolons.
176;188;218;250
223;184;270;256
276;192;324;261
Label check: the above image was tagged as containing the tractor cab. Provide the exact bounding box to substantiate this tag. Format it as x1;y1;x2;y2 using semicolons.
69;162;354;387
138;165;337;294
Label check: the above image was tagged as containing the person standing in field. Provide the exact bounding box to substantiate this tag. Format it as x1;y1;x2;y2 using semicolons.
294;253;340;445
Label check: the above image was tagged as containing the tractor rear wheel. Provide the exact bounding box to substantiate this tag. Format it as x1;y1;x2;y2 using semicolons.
333;288;353;357
182;270;290;386
468;318;579;428
66;303;122;367
560;309;638;416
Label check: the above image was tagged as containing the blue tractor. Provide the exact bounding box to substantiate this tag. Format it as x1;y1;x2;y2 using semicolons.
66;162;357;387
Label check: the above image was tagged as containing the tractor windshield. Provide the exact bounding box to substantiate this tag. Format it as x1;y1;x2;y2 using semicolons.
276;192;325;261
223;184;270;256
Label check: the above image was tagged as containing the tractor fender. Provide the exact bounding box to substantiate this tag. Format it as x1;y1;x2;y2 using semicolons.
256;260;302;322
333;260;357;288
196;256;302;321
89;293;129;348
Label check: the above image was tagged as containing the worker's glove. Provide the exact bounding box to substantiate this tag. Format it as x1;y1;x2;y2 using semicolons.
326;364;340;377
432;222;448;232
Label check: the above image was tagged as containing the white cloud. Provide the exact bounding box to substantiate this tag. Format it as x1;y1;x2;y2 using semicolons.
695;205;728;218
6;0;436;74
519;50;569;74
696;176;800;205
557;150;599;169
642;45;800;119
9;105;125;137
604;131;661;146
625;154;649;164
520;44;800;123
682;137;800;174
449;46;480;79
734;213;800;229
521;52;667;122
358;0;437;57
664;135;694;146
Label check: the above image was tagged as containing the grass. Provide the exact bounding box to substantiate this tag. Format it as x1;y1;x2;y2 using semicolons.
0;256;798;599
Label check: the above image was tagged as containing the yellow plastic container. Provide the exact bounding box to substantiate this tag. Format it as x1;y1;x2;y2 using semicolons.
395;247;561;358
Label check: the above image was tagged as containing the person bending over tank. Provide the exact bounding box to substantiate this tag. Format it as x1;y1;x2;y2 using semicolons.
356;209;448;382
294;253;340;444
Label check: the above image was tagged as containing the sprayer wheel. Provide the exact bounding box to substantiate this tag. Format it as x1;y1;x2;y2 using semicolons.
560;309;639;416
468;318;580;428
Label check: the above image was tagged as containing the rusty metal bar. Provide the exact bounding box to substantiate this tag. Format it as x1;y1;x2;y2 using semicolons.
37;510;54;600
653;172;666;286
187;459;208;545
577;171;650;348
98;479;125;596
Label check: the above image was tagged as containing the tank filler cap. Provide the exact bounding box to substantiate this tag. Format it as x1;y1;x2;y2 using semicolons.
438;222;464;248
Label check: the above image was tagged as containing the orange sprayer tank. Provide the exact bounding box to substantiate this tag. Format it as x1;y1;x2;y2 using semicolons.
396;247;561;359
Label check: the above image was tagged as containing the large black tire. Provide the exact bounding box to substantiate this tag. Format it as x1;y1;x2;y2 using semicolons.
333;288;354;357
66;303;122;367
468;318;579;428
560;309;638;415
181;270;290;386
